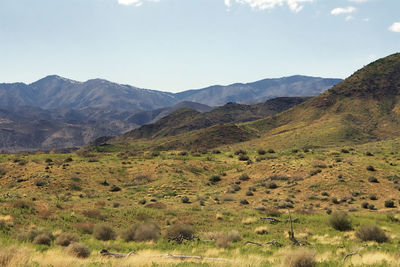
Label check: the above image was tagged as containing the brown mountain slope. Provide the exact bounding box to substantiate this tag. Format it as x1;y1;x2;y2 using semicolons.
243;53;400;149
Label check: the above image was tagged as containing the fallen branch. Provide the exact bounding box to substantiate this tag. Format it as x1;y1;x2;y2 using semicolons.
244;240;283;247
260;217;281;224
100;249;136;258
154;254;231;262
343;245;367;262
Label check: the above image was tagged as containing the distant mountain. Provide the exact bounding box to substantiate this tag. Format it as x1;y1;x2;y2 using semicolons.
175;75;342;106
0;75;177;111
241;53;400;148
0;75;341;111
122;97;309;140
0;102;211;152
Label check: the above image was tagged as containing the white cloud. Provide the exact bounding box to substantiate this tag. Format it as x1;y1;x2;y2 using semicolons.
118;0;159;6
228;0;313;12
389;22;400;33
345;15;354;21
331;6;356;15
225;0;231;8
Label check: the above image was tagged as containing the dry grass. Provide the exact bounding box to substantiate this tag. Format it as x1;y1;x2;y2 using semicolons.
254;226;268;235
242;217;257;225
285;249;316;267
0;246;30;267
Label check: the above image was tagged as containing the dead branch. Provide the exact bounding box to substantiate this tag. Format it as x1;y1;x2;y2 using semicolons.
154;254;231;262
260;217;281;224
100;249;136;258
244;240;283;247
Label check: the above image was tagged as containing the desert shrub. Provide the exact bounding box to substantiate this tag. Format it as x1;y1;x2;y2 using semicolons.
285;249;316;267
368;177;379;183
310;169;321;176
268;182;278;189
331;197;339;204
369;194;378;200
246;191;254;196
384;200;395;208
21;229;54;244
257;149;266;155
35;179;46;187
181;196;190;203
12;200;33;210
265;208;282;217
341;149;349;153
329;212;352;231
123;222;160;242
82;209;103;219
166;224;195;242
76;222;94;234
368;204;375;210
234;149;246;155
255;226;268;235
240;199;249;205
238;155;249;161
138;199;147;205
366;165;376;171
356;225;388;243
66;242;91;258
109;185;121;192
238;174;250;181
93;225;116;241
361;202;369;209
55;233;79;247
215;230;241;248
33;233;52;246
269;174;289;181
365;151;374;156
267;149;275;153
209;175;221;183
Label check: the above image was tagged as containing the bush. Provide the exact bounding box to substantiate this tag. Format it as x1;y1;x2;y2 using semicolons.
123;222;160;242
368;177;379;183
361;202;369;209
234;149;246;155
268;182;278;189
238;155;249;161
33;233;52;246
285;249;316;267
238;174;250;181
66;242;91;258
257;149;266;155
76;222;94;234
329;212;352;231
209;175;221;183
93;225;116;241
384;200;395;208
240;199;249;205
215;230;241;248
55;233;79;247
166;224;195;242
109;185;121;192
366;165;376;171
369;194;378;200
181;196;190;203
356;225;388;243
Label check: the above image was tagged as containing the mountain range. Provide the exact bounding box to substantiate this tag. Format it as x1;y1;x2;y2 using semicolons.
0;75;340;151
109;53;400;151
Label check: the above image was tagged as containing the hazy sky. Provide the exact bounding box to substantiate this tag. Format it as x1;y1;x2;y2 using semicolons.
0;0;399;92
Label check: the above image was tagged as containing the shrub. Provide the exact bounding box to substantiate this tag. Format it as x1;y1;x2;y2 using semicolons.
82;209;103;219
238;174;250;181
361;202;369;209
123;222;160;242
368;177;379;183
255;226;268;235
33;233;52;246
76;222;94;234
166;224;195;242
215;230;241;248
366;165;376;171
267;149;275;153
329;212;352;231
240;199;249;205
209;175;221;183
93;225;116;241
181;196;190;203
369;194;378;200
238;155;249;161
356;225;388;243
55;233;79;247
341;149;349;153
384;200;395;208
285;249;316;267
109;185;121;192
268;182;278;189
35;179;46;187
257;149;266;155
215;234;230;248
234;149;246;155
66;242;91;258
12;200;33;210
310;169;322;176
246;191;254;196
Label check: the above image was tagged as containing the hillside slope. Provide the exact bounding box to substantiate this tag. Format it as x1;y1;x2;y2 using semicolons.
122;97;309;140
243;53;400;149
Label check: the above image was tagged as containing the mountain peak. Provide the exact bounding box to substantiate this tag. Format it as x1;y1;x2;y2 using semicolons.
329;53;400;98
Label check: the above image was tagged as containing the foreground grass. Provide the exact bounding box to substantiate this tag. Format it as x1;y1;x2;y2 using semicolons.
1;139;400;266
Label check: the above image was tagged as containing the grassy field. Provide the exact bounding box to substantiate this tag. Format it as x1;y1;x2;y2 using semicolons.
1;138;400;266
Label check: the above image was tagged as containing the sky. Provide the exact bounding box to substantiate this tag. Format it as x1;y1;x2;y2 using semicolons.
0;0;399;92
